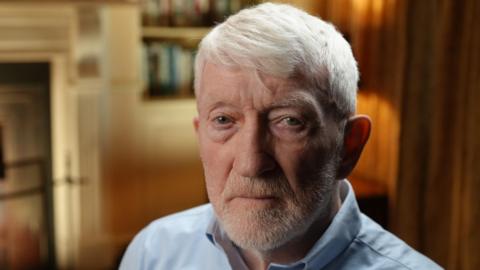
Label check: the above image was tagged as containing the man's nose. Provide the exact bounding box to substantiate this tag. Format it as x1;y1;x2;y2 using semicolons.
232;120;275;177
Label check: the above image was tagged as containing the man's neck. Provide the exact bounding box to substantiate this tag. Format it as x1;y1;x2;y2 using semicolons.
238;190;342;270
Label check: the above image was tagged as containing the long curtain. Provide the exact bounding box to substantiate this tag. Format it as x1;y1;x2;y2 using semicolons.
395;0;480;269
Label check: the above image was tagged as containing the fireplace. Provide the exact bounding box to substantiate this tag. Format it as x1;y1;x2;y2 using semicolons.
0;62;55;269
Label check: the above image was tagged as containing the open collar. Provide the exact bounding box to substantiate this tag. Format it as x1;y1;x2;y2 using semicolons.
205;180;362;270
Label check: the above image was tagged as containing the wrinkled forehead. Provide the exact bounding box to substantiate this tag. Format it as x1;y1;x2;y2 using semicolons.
197;62;325;117
198;61;310;98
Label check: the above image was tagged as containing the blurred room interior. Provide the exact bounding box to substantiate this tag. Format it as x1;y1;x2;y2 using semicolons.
0;0;478;269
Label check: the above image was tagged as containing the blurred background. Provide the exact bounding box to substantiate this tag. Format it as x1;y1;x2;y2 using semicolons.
0;0;478;269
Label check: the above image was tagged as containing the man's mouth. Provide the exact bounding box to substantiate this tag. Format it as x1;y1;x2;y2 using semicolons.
230;195;279;206
237;195;276;200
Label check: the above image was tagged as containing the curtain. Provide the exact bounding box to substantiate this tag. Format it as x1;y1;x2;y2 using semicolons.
395;0;480;269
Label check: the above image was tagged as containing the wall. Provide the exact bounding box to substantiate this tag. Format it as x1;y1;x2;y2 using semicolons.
93;5;207;267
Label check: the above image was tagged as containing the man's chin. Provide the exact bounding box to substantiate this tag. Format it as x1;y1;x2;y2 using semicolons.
219;207;298;251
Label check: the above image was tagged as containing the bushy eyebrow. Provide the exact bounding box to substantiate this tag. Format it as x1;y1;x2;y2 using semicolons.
205;101;237;114
269;92;324;127
201;92;324;125
270;92;322;115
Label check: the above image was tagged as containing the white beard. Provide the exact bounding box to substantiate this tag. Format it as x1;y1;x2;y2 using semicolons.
214;159;338;252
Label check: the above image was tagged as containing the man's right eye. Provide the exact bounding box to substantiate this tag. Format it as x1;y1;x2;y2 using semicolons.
207;115;236;141
212;115;234;128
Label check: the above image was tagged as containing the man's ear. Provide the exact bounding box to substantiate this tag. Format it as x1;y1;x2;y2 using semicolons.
336;115;371;180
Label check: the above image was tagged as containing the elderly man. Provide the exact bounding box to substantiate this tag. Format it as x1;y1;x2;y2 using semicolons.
120;3;442;270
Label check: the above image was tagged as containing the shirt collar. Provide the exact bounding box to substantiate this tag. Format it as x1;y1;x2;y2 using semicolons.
206;210;250;269
205;180;362;270
300;180;362;269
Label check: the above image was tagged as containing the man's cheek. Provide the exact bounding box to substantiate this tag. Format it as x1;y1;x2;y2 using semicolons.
203;158;227;190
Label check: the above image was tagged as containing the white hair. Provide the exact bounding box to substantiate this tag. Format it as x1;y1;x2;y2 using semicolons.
194;2;359;118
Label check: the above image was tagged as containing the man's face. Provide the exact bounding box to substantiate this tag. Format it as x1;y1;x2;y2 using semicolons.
195;62;342;251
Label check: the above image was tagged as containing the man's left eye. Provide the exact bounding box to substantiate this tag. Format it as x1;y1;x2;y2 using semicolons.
282;117;304;127
214;115;232;125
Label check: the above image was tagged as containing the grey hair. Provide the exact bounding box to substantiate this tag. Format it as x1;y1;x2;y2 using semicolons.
194;2;359;118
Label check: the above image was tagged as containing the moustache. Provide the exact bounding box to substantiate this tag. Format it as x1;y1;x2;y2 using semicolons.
222;174;294;201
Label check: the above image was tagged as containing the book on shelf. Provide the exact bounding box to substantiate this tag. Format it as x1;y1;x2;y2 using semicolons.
142;42;196;97
141;0;254;27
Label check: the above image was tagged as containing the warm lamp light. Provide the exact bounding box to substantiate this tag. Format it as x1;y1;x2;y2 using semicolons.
352;0;387;28
353;90;399;203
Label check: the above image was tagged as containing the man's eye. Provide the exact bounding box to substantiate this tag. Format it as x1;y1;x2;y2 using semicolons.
282;117;303;127
213;115;233;125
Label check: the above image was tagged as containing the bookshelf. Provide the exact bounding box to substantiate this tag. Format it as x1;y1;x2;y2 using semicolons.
140;0;257;99
140;27;204;99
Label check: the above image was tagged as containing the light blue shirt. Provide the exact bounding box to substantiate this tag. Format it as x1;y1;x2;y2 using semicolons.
120;180;443;270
